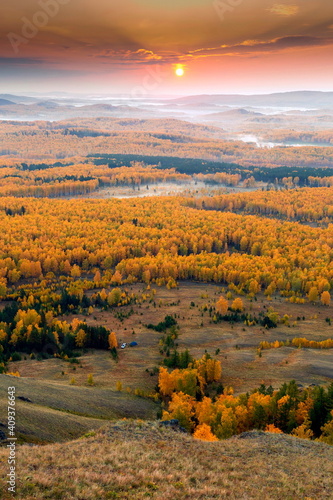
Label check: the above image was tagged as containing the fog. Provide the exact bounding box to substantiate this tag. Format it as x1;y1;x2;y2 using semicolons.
1;91;333;144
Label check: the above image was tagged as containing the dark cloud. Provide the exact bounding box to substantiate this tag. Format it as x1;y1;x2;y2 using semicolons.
0;57;42;64
186;36;333;59
271;35;333;48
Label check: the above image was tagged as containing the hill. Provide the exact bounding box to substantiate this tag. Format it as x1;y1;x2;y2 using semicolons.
57;117;226;138
0;94;38;104
0;99;15;106
0;374;158;443
203;108;263;120
173;91;333;108
0;420;332;499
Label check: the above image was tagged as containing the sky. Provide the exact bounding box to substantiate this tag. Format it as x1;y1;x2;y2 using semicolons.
1;0;333;95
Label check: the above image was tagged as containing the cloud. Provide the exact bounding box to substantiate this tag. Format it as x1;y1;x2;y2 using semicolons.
186;36;333;59
130;49;162;61
89;34;333;68
243;36;333;50
9;34;329;70
0;57;42;65
268;4;299;16
93;47;180;67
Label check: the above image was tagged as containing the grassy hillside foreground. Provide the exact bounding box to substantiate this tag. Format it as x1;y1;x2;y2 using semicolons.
0;420;332;499
0;375;158;443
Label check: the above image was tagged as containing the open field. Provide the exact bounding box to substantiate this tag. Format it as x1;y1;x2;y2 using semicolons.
74;181;204;199
3;282;333;444
8;282;333;396
0;420;332;499
66;282;333;393
70;182;263;200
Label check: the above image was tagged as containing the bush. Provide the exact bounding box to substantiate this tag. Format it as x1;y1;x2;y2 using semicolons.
11;352;22;362
110;347;118;360
69;357;79;364
146;315;177;332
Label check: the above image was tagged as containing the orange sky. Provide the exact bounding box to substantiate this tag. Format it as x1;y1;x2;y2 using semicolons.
1;0;333;94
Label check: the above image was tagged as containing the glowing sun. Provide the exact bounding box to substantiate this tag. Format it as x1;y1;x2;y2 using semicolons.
175;66;185;77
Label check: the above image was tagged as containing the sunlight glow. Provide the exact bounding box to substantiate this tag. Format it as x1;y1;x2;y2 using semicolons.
175;66;185;77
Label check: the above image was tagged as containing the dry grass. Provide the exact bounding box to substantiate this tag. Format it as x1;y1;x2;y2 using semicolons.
62;282;333;393
0;397;105;444
4;282;333;444
0;420;332;499
0;375;158;443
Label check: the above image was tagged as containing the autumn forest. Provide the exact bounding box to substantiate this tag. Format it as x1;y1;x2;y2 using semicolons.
0;85;332;499
0;119;332;447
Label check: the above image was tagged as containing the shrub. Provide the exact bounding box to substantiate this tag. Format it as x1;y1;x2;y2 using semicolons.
11;352;22;362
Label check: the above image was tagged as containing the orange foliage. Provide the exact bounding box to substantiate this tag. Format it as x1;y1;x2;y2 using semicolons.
265;424;283;434
193;423;219;442
215;296;229;315
0;196;333;303
108;332;118;349
186;186;333;224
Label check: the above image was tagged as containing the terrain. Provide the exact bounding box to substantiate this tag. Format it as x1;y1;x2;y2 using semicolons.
0;420;332;499
1;90;333;498
1;117;333;169
2;280;332;444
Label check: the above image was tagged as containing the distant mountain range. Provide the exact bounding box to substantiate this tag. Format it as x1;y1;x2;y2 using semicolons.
0;99;153;120
173;91;333;108
0;94;39;104
203;108;263;120
0;99;15;106
0;91;333;128
1;90;333;109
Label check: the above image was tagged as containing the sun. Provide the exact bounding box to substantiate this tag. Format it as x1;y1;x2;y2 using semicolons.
175;66;185;77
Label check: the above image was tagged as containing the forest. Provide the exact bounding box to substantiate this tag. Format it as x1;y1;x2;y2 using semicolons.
0;121;333;449
1;194;333;296
2;119;333;169
3;155;333;199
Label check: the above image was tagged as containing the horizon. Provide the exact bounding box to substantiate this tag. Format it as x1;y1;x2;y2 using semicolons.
2;89;333;99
